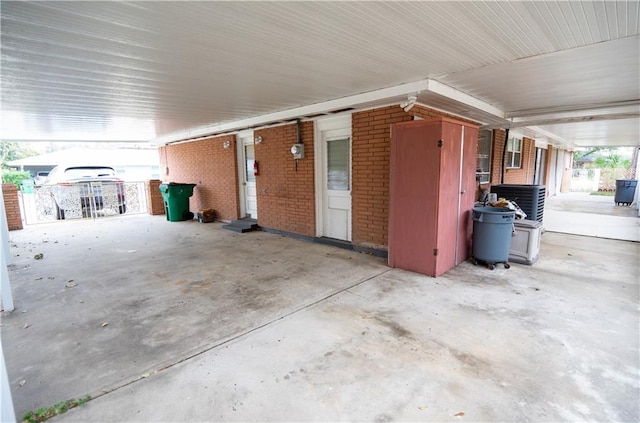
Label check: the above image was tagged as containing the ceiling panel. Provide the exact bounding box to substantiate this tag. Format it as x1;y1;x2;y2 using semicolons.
438;36;640;113
1;1;638;147
536;118;640;147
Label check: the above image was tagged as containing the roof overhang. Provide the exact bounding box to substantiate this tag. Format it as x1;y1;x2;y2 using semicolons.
152;78;507;145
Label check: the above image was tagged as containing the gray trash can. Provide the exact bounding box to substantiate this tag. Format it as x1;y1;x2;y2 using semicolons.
471;206;515;270
614;179;637;206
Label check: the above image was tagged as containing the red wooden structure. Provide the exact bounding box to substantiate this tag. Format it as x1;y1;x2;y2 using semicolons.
389;117;478;277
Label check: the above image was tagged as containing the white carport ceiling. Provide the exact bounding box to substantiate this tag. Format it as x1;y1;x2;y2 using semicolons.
1;1;638;148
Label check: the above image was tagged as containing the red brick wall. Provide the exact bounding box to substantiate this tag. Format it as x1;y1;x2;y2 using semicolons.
542;146;553;188
254;122;315;236
155;103;480;248
158;135;239;221
351;106;411;250
351;104;468;250
145;179;165;215
490;130;536;185
2;183;23;230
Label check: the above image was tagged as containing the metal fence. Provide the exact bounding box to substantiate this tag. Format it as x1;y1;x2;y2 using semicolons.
571;168;636;192
19;181;148;225
570;169;600;192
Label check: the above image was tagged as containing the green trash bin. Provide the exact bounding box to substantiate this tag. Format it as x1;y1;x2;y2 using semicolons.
159;183;196;222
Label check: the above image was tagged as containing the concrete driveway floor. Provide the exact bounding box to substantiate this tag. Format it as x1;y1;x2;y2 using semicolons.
544;192;639;242
2;214;639;422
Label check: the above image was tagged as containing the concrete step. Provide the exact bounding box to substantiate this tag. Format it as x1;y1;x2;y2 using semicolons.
222;224;255;233
223;218;258;233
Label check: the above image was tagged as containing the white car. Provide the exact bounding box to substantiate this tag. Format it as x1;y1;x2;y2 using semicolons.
34;171;49;185
44;165;126;219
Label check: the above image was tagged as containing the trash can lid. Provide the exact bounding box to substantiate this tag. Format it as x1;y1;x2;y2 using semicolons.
472;206;514;214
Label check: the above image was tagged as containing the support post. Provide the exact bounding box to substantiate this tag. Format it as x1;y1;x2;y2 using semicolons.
1;343;16;423
0;183;15;312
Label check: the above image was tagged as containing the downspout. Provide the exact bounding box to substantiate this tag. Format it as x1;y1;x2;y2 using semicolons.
295;119;302;172
500;128;510;184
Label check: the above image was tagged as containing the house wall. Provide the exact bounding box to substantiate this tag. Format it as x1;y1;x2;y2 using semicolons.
351;106;411;250
254;122;315;236
158;135;239;221
157;104;483;252
351;104;476;251
490;130;536;185
2;184;23;231
537;145;551;188
560;150;574;192
547;147;559;196
544;147;576;196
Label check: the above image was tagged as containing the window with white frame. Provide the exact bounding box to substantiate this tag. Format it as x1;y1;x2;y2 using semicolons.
506;136;522;168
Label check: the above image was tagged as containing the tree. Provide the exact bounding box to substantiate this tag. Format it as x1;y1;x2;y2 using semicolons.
573;147;606;162
0;141;36;167
2;169;31;185
573;147;608;169
1;141;37;185
594;154;631;169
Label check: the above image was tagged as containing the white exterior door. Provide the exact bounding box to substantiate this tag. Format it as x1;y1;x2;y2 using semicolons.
320;125;351;241
239;133;258;219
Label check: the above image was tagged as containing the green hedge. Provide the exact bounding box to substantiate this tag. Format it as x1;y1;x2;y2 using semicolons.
2;169;31;186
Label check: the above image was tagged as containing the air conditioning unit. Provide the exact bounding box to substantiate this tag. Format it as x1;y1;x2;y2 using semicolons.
491;184;546;223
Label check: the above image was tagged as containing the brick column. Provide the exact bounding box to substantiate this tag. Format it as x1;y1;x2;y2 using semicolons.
146;180;165;215
2;183;23;230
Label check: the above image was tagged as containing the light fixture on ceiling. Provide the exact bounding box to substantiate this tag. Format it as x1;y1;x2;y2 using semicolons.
400;96;417;112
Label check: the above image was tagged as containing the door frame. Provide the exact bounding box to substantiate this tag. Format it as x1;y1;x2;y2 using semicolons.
314;115;352;239
236;130;255;219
